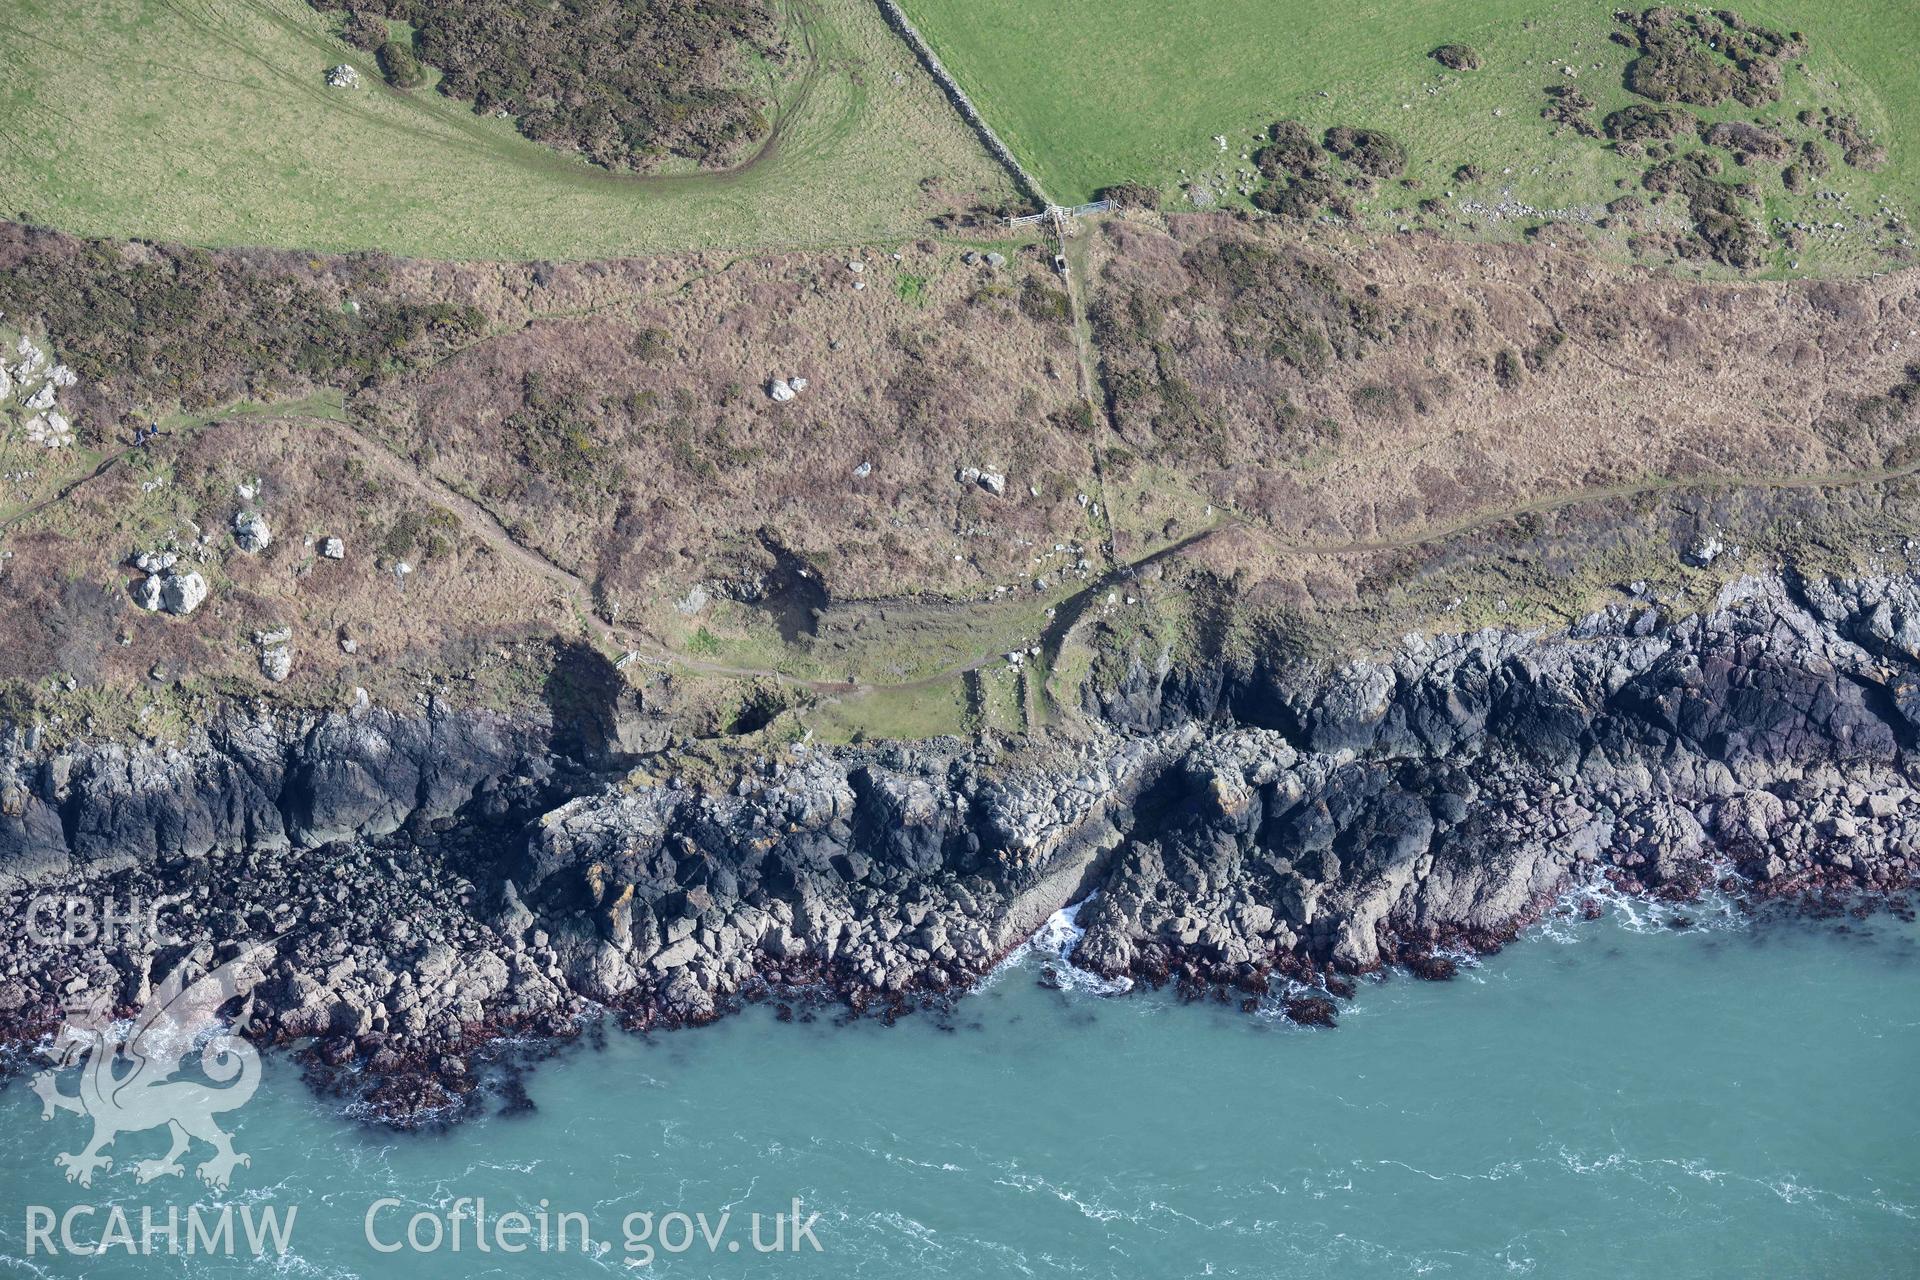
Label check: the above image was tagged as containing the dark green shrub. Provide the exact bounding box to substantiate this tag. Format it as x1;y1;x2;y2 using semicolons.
1019;277;1071;324
1322;126;1407;178
1701;121;1789;164
1602;103;1693;143
1617;7;1795;108
1252;175;1337;219
340;0;782;170
376;39;424;88
0;225;484;418
1098;181;1161;211
1255;121;1321;179
1493;349;1523;389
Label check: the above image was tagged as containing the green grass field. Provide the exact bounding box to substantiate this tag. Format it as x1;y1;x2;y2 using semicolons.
898;0;1918;267
0;0;1013;260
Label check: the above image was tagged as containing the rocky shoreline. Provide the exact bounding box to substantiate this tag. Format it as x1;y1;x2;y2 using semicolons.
2;571;1918;1124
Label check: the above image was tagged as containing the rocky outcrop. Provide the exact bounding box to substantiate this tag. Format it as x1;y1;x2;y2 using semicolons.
232;510;272;552
0;701;559;882
0;572;1915;1123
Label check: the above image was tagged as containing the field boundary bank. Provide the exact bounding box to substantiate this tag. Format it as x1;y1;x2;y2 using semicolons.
873;0;1048;207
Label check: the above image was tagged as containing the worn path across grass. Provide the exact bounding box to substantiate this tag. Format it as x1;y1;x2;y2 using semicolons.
21;392;1920;731
0;0;1012;259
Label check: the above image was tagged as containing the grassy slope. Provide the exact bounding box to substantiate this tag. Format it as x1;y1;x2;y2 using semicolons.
0;0;1013;260
897;0;1917;268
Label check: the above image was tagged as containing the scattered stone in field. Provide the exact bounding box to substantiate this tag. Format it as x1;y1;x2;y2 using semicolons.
958;466;981;486
48;364;75;388
767;378;796;403
853;280;866;291
321;537;345;560
848;261;864;273
24;383;55;412
232;510;272;552
15;334;44;375
1076;492;1090;507
984;251;1007;269
341;637;359;655
259;644;292;682
962;251;979;265
131;566;206;616
326;64;360;89
236;481;257;501
790;376;808;392
675;585;709;616
978;470;1006;496
254;628;293;682
160;572;207;616
853;461;871;478
132;550;178;574
0;364;11;402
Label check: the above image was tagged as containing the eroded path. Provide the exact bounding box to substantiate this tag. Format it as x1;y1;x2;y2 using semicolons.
12;401;1920;703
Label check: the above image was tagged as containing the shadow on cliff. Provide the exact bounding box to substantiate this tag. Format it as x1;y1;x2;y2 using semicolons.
542;641;667;768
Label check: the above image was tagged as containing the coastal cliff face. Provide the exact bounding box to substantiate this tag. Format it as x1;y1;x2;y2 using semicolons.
1;572;1916;1118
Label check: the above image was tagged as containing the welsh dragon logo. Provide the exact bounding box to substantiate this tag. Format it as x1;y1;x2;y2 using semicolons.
30;942;275;1190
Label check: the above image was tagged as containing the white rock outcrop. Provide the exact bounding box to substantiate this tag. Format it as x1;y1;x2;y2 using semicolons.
130;564;207;616
233;510;272;552
161;572;208;616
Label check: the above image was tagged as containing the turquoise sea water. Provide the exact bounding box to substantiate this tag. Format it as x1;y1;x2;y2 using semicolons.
1;892;1915;1278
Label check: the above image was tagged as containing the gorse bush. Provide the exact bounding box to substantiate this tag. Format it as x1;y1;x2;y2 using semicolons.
0;224;486;419
316;0;780;170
